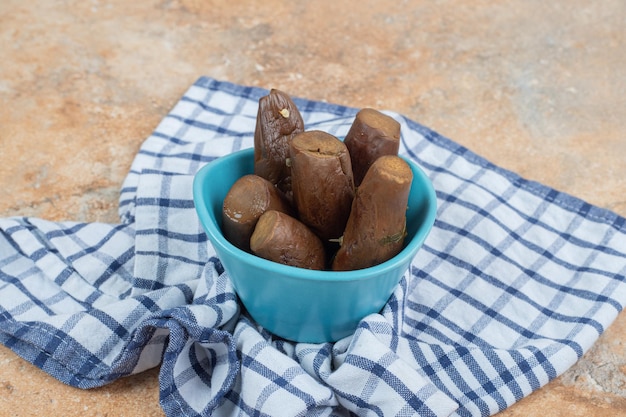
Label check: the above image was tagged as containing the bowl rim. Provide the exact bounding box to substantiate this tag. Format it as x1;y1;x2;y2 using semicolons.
193;147;437;282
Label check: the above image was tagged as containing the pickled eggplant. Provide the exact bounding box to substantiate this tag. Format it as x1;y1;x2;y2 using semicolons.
332;155;412;271
222;174;293;252
254;89;305;199
344;108;400;186
250;210;326;270
289;130;355;241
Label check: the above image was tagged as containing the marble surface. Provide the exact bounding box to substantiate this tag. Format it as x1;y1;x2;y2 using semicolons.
0;0;625;415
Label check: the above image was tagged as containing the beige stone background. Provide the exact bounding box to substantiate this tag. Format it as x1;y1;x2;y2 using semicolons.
0;0;625;415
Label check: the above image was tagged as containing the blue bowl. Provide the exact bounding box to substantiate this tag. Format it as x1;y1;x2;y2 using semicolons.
193;148;437;343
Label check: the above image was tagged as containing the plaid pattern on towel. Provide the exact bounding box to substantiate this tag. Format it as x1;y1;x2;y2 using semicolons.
1;77;625;417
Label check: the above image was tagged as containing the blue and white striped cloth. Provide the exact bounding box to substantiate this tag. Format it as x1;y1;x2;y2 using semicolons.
1;77;625;417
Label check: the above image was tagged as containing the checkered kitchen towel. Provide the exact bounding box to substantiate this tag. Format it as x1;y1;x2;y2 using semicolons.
1;77;625;417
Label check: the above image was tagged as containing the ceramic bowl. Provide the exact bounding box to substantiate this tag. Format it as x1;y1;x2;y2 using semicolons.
193;147;437;343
